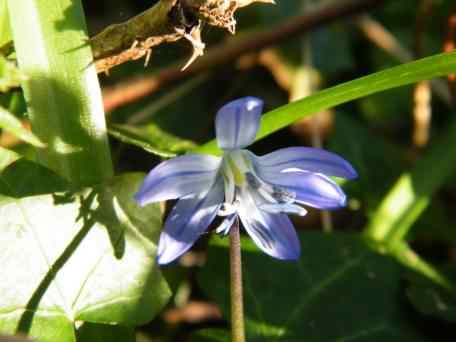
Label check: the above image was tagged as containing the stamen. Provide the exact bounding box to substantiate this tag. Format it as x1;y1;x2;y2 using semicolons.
218;201;239;216
260;203;307;216
272;186;296;204
245;172;261;189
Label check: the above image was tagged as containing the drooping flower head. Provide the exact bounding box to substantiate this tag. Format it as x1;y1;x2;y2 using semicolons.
135;97;357;265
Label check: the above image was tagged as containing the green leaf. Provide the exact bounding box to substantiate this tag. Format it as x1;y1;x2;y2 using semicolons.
0;0;12;49
0;146;19;172
406;266;456;322
0;172;171;342
363;119;456;246
0;56;21;92
0;106;44;147
7;0;113;185
191;329;230;342
108;123;196;158
0;158;72;197
195;51;456;155
76;323;135;342
199;232;425;341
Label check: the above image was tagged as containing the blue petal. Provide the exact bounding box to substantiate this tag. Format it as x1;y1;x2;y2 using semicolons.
157;179;224;265
215;97;263;150
253;147;357;179
258;170;347;209
238;189;301;260
134;154;221;206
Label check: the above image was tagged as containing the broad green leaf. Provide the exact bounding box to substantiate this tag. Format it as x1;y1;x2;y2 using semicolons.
76;323;135;342
406;266;456;322
0;56;21;92
199;232;425;341
0;0;11;49
108;123;196;158
0;159;72;197
0;146;19;172
0;106;44;147
0;172;171;342
7;0;113;185
195;51;456;155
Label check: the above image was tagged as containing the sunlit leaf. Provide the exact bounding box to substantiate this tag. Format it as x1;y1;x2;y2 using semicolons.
0;169;171;342
108;123;196;158
0;0;12;50
195;51;456;155
0;56;21;92
0;106;44;147
199;232;425;341
7;0;113;185
363;119;456;245
0;146;19;172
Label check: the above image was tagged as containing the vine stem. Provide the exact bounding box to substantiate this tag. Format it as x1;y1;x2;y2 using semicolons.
229;218;245;342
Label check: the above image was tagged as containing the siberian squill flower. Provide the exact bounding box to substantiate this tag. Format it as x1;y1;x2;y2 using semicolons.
135;97;357;265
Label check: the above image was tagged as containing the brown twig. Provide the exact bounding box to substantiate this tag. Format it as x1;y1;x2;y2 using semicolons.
103;0;385;113
412;0;434;148
91;0;274;73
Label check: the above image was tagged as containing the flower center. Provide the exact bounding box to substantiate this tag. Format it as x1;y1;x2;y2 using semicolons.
216;150;305;221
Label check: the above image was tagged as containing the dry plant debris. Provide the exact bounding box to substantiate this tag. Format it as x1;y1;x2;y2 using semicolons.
90;0;274;74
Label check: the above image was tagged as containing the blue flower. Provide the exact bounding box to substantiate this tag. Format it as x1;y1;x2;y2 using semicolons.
135;97;357;265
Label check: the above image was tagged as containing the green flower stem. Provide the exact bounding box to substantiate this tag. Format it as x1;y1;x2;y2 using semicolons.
363;119;456;246
230;218;245;342
7;0;113;185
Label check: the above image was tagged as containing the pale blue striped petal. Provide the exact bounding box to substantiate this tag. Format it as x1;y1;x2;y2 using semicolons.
156;179;224;265
253;147;357;179
258;170;347;209
135;154;221;206
238;188;301;260
215;97;263;150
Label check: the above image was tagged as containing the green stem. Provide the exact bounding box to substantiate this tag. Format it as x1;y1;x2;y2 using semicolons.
7;0;113;185
230;218;245;342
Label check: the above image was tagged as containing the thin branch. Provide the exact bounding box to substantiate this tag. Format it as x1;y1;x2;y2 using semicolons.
91;0;274;73
103;0;385;113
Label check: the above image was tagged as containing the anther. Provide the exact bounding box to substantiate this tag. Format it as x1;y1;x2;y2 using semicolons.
272;186;296;204
245;172;261;189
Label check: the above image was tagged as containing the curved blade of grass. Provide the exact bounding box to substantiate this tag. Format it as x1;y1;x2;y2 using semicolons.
7;0;113;185
194;51;456;155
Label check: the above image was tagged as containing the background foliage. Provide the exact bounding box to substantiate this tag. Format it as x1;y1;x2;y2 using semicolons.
1;0;456;341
